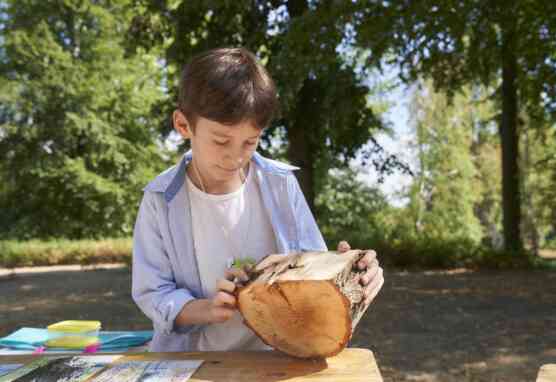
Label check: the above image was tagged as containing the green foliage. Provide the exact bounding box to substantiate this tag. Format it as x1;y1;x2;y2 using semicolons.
377;236;480;269
405;82;483;244
231;257;256;270
355;0;556;252
315;167;549;269
355;1;556;116
125;1;399;208
1;1;553;270
471;110;504;249
316;81;555;269
315;168;393;250
521;121;556;251
0;238;132;268
0;0;166;239
375;237;549;270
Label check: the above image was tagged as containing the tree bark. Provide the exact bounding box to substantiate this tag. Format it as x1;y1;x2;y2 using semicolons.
500;24;522;252
285;0;317;213
286;117;315;212
237;250;370;359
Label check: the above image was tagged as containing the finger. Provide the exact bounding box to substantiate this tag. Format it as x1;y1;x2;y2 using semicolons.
255;254;290;272
359;260;379;285
225;267;249;283
365;276;384;305
364;268;384;303
211;306;235;323
213;291;237;307
363;267;383;297
337;241;351;253
217;278;237;294
243;263;255;272
364;280;383;306
358;250;377;270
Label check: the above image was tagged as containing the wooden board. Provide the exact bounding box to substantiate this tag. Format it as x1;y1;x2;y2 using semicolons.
0;348;383;381
537;364;556;382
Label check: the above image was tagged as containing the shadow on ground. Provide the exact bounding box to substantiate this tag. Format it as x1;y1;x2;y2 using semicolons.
351;269;556;381
1;267;555;381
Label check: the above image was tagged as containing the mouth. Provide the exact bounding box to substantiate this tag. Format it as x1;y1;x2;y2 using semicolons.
218;166;241;173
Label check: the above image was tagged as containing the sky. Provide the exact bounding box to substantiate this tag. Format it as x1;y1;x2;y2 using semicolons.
356;69;416;207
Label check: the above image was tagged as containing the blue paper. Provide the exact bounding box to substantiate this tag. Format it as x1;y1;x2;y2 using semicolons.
0;328;152;351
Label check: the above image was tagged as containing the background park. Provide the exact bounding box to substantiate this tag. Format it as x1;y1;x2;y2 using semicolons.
1;1;555;381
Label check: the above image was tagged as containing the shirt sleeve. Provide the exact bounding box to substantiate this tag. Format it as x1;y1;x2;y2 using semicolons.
287;173;328;252
131;191;203;336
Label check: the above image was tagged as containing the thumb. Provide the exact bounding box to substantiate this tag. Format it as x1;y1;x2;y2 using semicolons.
255;254;291;272
337;241;351;253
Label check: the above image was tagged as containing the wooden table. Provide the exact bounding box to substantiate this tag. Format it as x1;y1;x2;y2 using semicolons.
0;348;383;381
537;364;556;382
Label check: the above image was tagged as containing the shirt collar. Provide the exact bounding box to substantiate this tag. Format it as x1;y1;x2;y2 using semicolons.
152;150;299;203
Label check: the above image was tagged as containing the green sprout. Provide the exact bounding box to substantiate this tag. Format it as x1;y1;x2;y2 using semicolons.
231;257;256;269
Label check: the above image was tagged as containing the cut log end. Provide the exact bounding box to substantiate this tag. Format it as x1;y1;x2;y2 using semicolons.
238;280;351;358
237;251;371;359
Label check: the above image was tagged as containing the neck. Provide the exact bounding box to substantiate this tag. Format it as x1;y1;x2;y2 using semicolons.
187;160;249;195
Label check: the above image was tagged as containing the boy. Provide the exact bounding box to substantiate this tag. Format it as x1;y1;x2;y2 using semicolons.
132;47;384;352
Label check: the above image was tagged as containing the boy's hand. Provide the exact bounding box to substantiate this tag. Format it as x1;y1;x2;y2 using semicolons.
337;241;384;305
208;267;249;323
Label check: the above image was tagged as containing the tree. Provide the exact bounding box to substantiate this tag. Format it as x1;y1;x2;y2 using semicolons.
470;94;504;249
126;0;397;212
0;0;165;238
315;167;391;250
521;119;556;252
405;81;482;244
356;1;556;252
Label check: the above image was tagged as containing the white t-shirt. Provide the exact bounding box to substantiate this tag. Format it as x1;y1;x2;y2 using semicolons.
186;162;277;351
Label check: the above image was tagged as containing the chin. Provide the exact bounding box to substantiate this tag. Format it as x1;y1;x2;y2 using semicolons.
214;167;239;180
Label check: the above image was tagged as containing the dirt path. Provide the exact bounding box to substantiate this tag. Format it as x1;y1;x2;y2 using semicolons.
1;267;555;381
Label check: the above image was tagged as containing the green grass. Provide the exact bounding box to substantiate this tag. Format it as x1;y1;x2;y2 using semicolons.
1;237;554;270
0;239;132;268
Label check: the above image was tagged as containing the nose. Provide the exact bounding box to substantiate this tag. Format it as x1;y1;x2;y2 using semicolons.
224;148;249;169
228;157;245;169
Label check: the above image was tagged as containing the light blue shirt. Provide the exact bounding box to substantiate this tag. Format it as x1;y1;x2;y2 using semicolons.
132;151;327;352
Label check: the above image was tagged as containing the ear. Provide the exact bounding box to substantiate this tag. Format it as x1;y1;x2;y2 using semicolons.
173;109;193;139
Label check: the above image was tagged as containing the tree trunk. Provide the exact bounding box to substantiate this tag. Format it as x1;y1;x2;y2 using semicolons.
286;120;315;212
237;250;370;359
500;25;522;252
285;0;317;213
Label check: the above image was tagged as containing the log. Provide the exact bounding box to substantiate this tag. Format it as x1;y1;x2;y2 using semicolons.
237;250;371;359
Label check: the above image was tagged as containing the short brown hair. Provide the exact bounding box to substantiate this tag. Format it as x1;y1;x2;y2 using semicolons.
177;47;278;130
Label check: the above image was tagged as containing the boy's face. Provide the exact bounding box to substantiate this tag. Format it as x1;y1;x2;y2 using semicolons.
173;110;261;185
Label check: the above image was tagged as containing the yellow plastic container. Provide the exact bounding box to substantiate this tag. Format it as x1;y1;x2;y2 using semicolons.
45;320;101;349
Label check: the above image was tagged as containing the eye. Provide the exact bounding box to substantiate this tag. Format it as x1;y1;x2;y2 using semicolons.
245;139;258;146
214;140;229;146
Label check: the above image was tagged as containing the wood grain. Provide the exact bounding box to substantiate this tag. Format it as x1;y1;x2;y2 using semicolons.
537;364;556;382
